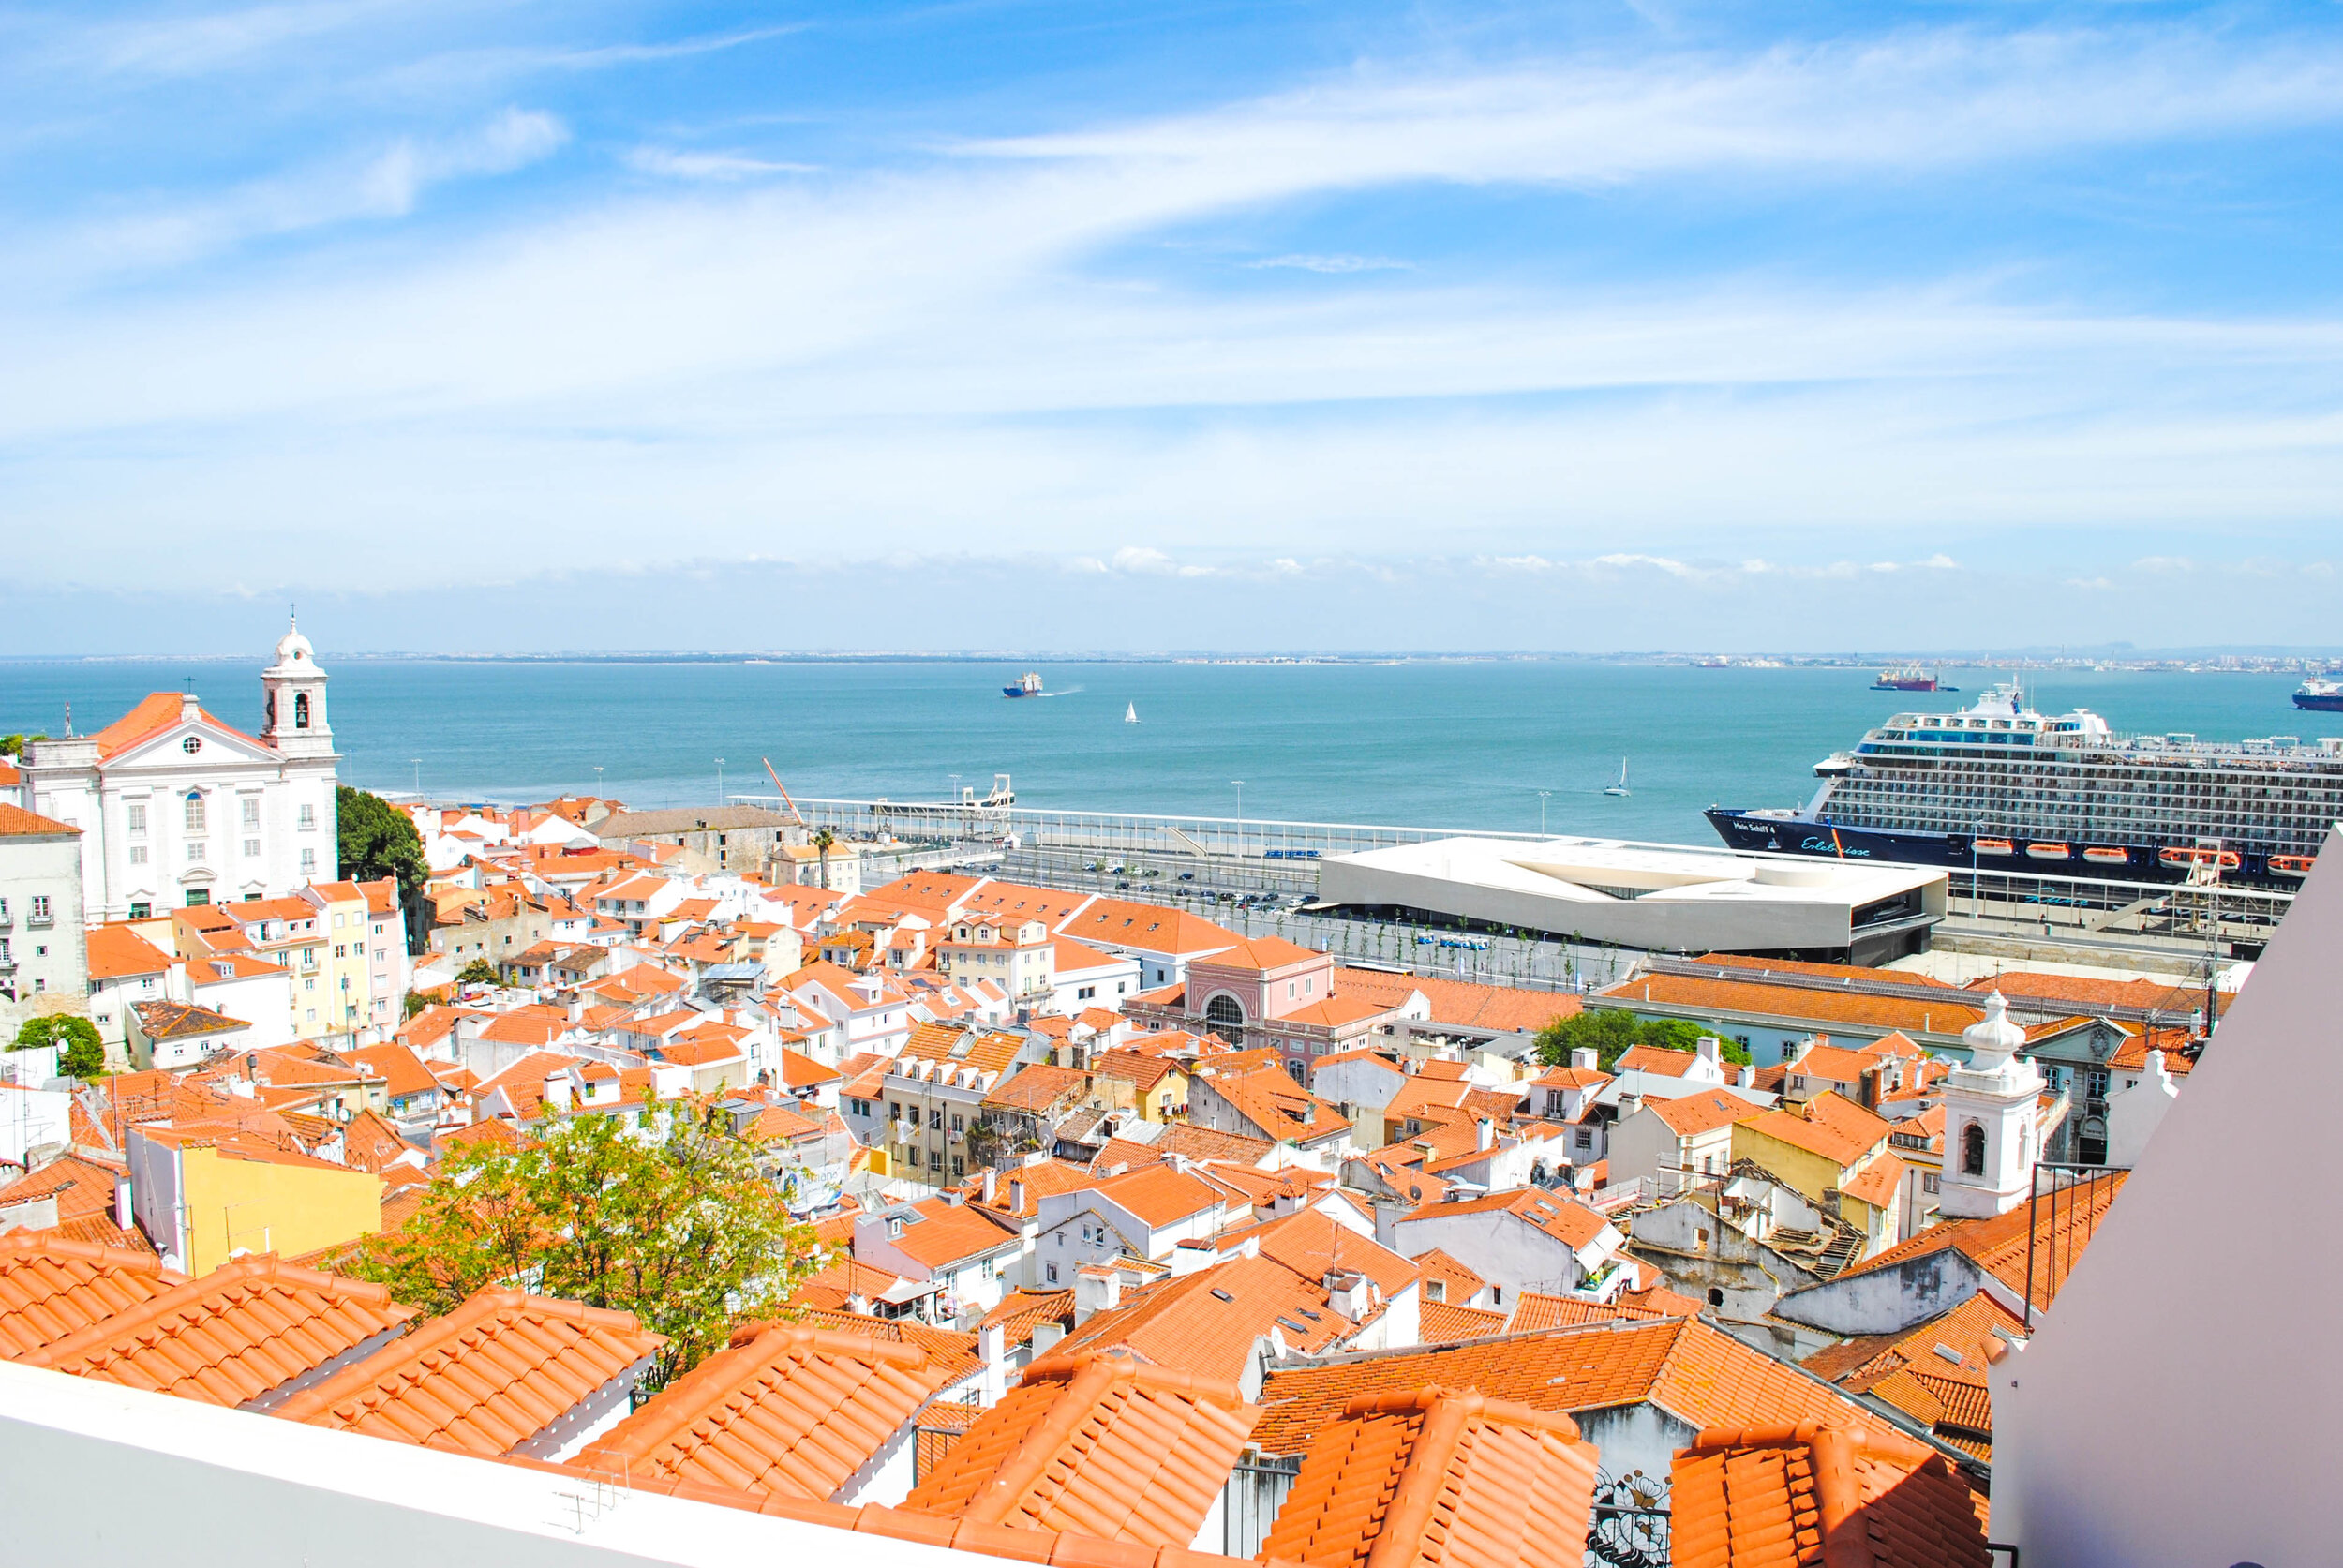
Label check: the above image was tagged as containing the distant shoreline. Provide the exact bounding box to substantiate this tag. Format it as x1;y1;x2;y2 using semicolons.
3;650;2337;670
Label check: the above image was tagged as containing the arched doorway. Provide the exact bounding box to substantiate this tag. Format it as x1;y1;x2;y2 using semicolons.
1203;993;1245;1044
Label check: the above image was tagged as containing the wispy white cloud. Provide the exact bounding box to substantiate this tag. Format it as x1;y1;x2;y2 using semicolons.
622;147;817;182
1244;253;1412;273
75;0;403;78
47;107;566;276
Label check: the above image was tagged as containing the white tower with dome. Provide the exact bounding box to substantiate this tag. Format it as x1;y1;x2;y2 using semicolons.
1937;991;2046;1218
261;616;335;761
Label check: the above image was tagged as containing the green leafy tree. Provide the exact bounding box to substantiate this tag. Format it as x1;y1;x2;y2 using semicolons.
812;828;837;889
1535;1008;1752;1071
0;733;46;759
346;1099;817;1390
11;1013;107;1078
337;785;428;900
455;958;501;987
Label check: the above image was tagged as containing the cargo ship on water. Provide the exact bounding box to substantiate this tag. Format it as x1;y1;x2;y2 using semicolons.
1708;682;2340;886
1870;664;1951;693
1003;672;1044;698
2296;678;2343;713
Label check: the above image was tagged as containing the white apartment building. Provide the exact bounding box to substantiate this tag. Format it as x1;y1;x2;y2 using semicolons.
22;620;339;921
0;805;90;1041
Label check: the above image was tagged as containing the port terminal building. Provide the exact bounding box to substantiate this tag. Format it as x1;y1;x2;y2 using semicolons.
1313;836;1945;966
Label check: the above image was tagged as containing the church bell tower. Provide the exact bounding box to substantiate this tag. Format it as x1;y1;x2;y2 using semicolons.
261;615;335;760
1938;992;2045;1219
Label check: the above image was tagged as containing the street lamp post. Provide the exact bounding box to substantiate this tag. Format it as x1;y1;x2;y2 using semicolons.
1231;781;1245;861
592;765;604;801
1538;790;1552;835
716;758;725;804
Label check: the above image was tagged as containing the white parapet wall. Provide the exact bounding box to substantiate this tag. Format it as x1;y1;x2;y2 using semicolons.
0;1358;977;1568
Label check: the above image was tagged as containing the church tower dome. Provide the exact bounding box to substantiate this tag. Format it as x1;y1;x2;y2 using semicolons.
1938;991;2047;1220
261;614;335;760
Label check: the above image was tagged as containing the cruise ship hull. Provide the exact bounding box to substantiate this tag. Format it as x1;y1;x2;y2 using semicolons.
2296;694;2343;713
1705;807;2298;887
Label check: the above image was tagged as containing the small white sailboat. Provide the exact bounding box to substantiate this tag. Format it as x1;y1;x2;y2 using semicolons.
1603;758;1630;797
1125;702;1139;724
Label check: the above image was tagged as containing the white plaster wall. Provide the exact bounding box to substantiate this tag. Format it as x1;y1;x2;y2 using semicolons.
0;1358;991;1568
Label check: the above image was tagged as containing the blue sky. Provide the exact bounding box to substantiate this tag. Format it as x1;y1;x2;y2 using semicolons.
4;0;2342;653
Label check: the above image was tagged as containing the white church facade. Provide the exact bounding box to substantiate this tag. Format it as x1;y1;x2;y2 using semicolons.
22;621;340;921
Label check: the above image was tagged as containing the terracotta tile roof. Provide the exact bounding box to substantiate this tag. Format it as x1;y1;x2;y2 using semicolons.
1669;1421;1990;1568
131;1000;250;1041
273;1287;662;1456
0;1154;125;1228
1263;1387;1600;1568
1839;1153;1905;1212
85;924;174;980
1094;1124;1274;1172
1402;1187;1612;1253
1737;1103;1888;1172
1092;1050;1185;1094
1201;1069;1351;1143
1057;900;1243;955
978;1288;1076;1349
902;1351;1260;1546
1245;1207;1417;1300
347;1043;440;1102
1647;1090;1768;1139
1089;1164;1228;1228
873;1197;1023;1271
86;692;268;762
981;1063;1092;1115
1504;1288;1693;1334
1418;1299;1512;1344
779;1048;843;1090
784;1307;986;1389
1410;1247;1487;1301
1800;1292;2020;1437
1252;1319;1876;1456
1601;973;1987;1039
1829;1174;2127;1311
572;1320;936;1497
1190;935;1321;972
1054;1254;1360;1384
0;1232;184;1358
1330;968;1582;1036
23;1254;416;1406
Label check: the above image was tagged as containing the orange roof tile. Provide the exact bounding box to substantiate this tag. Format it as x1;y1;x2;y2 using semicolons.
275;1287;663;1456
1331;968;1582;1036
902;1351;1259;1546
1646;1090;1768;1138
23;1253;416;1406
1252;1319;1876;1456
783;1307;985;1388
85;924;174;980
1601;974;1987;1039
1088;1164;1228;1228
0;1232;185;1359
981;1063;1091;1114
1191;935;1322;972
1829;1175;2127;1311
572;1320;936;1497
1669;1421;1990;1568
1402;1187;1613;1253
1262;1387;1599;1568
873;1198;1023;1272
1418;1299;1512;1345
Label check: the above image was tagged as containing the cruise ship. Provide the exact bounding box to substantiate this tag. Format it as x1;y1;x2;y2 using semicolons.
1708;682;2341;885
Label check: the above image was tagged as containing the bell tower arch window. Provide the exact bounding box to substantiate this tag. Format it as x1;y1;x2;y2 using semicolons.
1961;1121;1987;1176
293;691;310;729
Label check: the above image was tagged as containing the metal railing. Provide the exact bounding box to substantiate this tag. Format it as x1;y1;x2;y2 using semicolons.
1222;1456;1303;1557
2022;1161;2129;1329
1588;1469;1670;1568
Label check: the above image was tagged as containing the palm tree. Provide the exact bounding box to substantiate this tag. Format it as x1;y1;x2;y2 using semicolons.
813;829;836;889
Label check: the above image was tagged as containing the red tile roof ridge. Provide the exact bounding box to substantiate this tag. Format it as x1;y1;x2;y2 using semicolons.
1670;1418;1990;1568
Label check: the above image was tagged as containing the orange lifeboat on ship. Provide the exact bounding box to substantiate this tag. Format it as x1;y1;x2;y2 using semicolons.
2159;845;2242;872
2082;846;2130;866
1974;838;2015;857
2267;854;2316;878
2026;842;2072;861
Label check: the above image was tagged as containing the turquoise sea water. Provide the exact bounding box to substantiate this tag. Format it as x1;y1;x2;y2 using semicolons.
0;660;2320;845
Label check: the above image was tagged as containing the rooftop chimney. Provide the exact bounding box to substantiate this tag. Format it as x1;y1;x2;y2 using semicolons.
981;1168;999;1204
543;1074;573;1112
1475;1116;1495;1152
1695;1037;1721;1066
1169;1240;1216;1276
1323;1268;1373;1321
1570;1048;1598;1073
1032;1322;1067;1356
1618;1091;1642;1120
1073;1266;1122;1325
